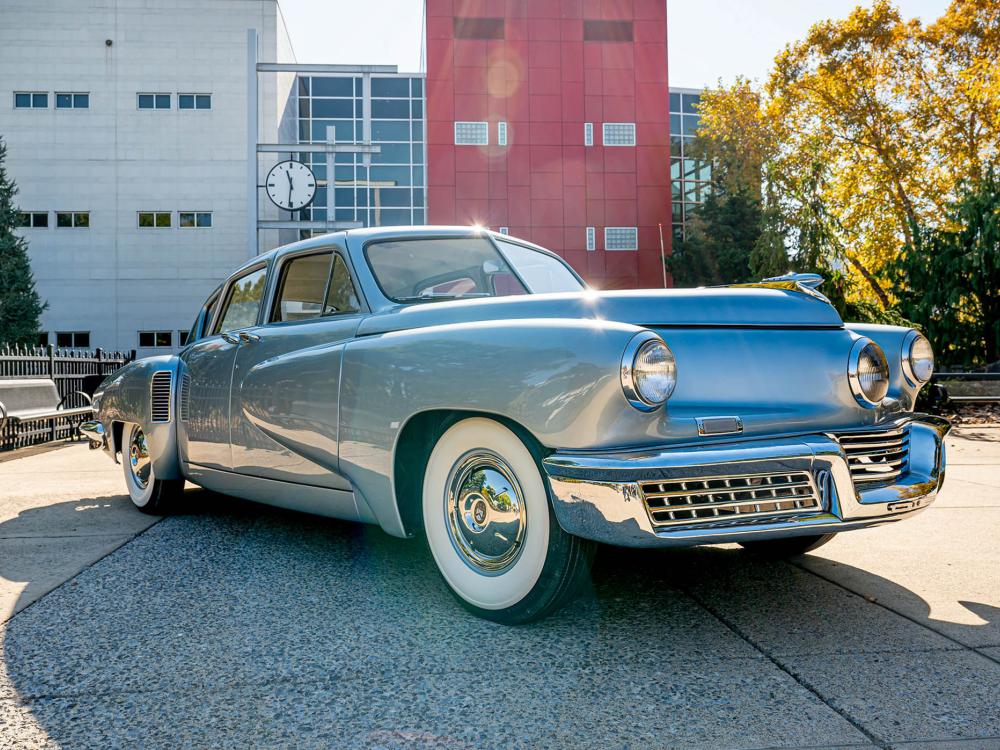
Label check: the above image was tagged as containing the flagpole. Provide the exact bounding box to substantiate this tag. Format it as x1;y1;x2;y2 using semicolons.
658;223;667;289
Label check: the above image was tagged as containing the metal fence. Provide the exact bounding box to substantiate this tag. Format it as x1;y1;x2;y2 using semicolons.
0;344;135;451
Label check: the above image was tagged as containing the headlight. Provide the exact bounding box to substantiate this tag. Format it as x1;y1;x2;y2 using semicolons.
848;338;889;407
902;331;934;384
621;333;677;411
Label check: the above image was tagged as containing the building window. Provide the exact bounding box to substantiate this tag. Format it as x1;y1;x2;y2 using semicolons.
14;92;47;109
584;122;594;147
583;20;633;42
179;211;212;228
36;332;49;347
499;226;509;235
178;93;211;110
453;17;505;39
177;330;190;346
454;121;488;146
605;227;638;251
55;331;90;348
586;227;596;251
56;212;89;228
138;331;173;348
137;93;171;110
497;121;508;146
603;123;636;146
138;212;172;228
17;212;48;228
56;92;89;109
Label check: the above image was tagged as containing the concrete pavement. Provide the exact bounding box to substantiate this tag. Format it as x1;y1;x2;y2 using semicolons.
0;428;998;749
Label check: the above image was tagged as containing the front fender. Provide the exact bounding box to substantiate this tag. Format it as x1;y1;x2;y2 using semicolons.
338;318;649;536
94;355;182;480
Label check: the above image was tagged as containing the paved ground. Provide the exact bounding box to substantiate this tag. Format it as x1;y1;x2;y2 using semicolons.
0;429;998;749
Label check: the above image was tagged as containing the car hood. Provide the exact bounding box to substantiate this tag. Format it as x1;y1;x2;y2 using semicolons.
356;287;843;336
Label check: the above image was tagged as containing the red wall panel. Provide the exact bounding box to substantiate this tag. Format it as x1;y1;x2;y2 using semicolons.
425;0;670;288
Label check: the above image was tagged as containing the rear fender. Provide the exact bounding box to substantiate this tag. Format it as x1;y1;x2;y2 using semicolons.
94;356;182;480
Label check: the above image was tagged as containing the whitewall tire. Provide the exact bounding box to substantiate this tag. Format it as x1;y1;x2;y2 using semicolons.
422;418;594;623
121;423;183;514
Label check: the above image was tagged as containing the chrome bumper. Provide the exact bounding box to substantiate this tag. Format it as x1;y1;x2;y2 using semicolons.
79;420;107;449
542;415;950;548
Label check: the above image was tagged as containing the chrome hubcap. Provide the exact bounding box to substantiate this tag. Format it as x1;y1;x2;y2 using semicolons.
129;429;151;490
445;450;526;574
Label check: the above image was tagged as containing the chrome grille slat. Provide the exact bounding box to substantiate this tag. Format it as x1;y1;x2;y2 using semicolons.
150;371;172;423
835;426;910;485
640;470;821;528
179;373;191;422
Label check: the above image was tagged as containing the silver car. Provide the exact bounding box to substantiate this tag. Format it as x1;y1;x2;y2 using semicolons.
82;226;949;623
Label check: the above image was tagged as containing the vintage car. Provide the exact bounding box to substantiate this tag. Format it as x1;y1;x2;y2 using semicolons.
82;226;948;623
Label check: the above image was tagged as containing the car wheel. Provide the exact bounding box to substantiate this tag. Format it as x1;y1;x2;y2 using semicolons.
739;533;836;559
121;423;183;514
422;417;594;624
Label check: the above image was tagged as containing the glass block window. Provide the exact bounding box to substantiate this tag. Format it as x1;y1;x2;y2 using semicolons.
605;226;638;251
586;227;596;251
138;212;172;228
584;122;594;147
139;331;173;348
179;93;212;110
499;226;509;235
15;92;47;108
455;121;488;145
17;212;48;228
602;122;636;146
498;121;508;146
138;93;171;109
179;211;212;228
56;92;89;109
56;212;89;228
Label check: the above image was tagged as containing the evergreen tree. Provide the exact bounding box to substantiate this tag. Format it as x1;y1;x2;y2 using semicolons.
0;137;46;346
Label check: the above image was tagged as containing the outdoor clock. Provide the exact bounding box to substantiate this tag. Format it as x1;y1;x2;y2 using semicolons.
265;160;317;211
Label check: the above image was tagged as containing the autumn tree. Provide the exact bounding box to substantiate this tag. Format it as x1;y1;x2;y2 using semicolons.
0;137;46;346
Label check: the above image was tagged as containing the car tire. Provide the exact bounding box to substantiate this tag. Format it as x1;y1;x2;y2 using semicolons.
121;423;183;514
422;417;594;624
738;533;836;559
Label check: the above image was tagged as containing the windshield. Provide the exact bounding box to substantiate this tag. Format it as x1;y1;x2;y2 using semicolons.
365;236;584;303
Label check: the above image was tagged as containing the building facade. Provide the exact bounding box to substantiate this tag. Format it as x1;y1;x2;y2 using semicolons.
424;0;672;289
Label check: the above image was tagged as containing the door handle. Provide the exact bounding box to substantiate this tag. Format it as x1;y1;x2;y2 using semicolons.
238;331;261;343
221;332;240;345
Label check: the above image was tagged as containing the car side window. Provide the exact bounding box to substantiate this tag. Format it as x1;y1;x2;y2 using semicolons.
324;254;360;315
271;252;333;323
213;267;268;334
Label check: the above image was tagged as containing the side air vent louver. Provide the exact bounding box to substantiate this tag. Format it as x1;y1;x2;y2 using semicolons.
179;373;191;422
150;371;172;423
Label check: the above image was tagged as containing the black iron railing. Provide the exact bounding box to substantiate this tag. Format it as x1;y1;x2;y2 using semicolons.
0;345;135;451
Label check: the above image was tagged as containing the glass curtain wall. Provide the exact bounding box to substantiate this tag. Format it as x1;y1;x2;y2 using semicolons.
669;89;711;242
296;75;426;236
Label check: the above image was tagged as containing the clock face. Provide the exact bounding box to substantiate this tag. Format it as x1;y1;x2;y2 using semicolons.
265;160;317;211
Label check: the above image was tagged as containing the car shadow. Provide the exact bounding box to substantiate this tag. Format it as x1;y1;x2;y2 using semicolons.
1;488;996;746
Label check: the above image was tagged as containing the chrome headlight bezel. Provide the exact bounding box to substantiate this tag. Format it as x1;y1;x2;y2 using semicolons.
621;332;677;411
848;337;890;408
901;330;934;386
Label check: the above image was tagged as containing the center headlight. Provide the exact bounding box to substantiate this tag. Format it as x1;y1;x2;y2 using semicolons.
848;338;890;407
621;333;677;411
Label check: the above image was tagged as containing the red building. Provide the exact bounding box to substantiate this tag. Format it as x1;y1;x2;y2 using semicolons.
424;0;671;289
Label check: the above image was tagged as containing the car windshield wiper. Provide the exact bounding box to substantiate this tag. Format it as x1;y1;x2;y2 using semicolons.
395;293;493;303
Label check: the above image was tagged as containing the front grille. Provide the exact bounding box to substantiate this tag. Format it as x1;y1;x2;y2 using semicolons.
640;471;821;527
150;371;172;423
835;426;909;485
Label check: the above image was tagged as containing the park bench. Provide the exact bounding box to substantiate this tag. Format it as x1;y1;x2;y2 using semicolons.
0;378;94;441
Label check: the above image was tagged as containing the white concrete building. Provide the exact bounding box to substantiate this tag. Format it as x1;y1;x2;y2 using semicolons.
0;0;297;353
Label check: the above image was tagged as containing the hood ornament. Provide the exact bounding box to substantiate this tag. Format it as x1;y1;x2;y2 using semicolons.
759;272;830;303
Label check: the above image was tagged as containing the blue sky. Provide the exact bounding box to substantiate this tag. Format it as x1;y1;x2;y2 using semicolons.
278;0;952;87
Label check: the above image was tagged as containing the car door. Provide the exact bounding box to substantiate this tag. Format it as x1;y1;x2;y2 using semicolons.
180;264;268;470
229;248;366;488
